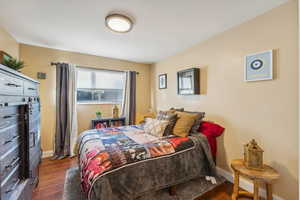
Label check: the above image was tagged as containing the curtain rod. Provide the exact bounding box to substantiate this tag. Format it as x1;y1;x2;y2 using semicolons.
50;62;139;75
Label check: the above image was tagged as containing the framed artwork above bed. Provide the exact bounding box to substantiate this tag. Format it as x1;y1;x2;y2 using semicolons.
177;68;200;95
159;74;167;89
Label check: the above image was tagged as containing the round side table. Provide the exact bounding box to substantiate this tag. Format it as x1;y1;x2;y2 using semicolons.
231;159;279;200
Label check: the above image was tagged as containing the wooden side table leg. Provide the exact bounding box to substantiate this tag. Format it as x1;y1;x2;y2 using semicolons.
266;183;273;200
232;170;240;200
253;180;260;200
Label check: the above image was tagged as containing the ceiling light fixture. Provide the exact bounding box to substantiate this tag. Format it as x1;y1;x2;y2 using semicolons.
105;14;133;33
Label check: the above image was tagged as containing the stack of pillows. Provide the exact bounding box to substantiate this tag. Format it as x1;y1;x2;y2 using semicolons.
143;108;205;138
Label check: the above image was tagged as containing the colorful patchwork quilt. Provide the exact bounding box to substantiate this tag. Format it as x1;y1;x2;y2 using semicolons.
77;125;216;200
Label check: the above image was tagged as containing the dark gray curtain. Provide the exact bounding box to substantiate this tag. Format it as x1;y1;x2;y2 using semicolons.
54;63;71;159
128;71;136;125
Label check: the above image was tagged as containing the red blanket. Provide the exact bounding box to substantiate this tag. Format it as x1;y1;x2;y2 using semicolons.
198;121;224;157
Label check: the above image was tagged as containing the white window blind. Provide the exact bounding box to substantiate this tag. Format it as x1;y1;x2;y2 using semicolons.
77;68;126;104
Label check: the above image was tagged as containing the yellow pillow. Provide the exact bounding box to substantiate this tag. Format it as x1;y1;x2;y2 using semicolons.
173;112;197;137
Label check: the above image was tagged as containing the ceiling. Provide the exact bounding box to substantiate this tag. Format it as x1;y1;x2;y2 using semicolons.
0;0;288;63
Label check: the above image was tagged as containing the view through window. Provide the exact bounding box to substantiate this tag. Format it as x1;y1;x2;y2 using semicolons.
77;68;126;104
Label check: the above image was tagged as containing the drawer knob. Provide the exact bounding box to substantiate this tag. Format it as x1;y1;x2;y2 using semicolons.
5;158;19;169
5;83;16;87
3;136;18;145
5;83;21;87
4;140;12;145
3;115;14;119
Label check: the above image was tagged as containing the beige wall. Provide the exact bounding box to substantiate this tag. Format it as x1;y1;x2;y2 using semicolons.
0;26;19;59
19;44;151;152
151;1;298;199
299;0;300;196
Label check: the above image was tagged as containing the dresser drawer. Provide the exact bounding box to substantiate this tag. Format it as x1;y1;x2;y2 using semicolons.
0;106;22;130
24;81;38;97
0;145;20;181
0;96;25;106
0;105;18;115
0;124;21;155
0;71;24;96
1;165;20;200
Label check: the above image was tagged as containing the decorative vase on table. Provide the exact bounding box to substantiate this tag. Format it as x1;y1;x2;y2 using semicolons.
112;105;119;118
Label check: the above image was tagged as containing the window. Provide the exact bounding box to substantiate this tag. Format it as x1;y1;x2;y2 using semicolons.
77;68;126;104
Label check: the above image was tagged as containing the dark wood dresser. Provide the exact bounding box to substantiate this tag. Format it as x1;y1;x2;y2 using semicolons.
0;64;41;200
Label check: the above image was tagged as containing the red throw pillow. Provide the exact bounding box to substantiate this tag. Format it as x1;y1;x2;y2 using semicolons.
198;121;224;157
198;121;224;137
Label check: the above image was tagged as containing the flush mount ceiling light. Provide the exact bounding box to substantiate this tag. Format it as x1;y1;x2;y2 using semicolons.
105;14;133;33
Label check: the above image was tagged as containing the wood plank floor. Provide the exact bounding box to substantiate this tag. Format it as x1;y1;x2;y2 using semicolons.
33;158;252;200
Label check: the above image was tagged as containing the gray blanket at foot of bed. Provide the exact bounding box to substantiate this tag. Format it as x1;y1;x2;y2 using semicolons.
63;167;225;200
85;133;217;200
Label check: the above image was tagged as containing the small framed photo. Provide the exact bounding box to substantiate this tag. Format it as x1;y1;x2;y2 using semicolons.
159;74;167;89
245;50;273;82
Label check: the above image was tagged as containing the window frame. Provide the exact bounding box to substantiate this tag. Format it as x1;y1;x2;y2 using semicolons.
76;67;126;105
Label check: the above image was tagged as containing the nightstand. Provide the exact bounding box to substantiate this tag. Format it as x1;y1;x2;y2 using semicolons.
231;159;279;200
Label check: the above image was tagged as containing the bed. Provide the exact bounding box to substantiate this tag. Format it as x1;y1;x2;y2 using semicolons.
77;125;217;200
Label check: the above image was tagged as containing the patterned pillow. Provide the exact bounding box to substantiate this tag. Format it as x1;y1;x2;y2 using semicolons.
144;118;169;137
156;111;178;136
184;111;205;133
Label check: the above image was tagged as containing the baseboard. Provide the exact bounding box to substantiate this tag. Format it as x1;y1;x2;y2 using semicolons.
216;167;284;200
42;151;53;158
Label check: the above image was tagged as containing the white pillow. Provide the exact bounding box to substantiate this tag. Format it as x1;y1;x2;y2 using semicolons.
144;118;169;137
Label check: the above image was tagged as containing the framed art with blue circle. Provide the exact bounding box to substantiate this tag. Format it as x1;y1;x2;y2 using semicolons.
245;50;273;81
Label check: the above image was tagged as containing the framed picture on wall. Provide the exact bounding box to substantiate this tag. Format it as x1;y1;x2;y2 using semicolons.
177;68;200;95
159;74;167;89
245;50;273;81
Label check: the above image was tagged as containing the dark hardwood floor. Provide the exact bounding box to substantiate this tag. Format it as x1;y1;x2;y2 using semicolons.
33;158;250;200
33;158;77;200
